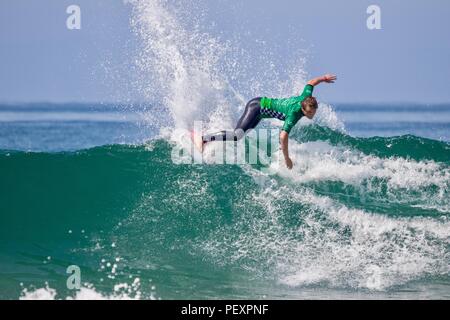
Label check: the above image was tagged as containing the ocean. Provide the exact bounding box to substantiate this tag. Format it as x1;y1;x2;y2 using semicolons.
0;102;449;300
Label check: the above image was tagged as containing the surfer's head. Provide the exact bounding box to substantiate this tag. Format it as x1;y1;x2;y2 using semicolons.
301;97;318;119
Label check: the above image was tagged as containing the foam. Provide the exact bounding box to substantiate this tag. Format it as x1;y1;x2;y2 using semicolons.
20;278;155;300
277;191;450;290
273;140;449;213
199;166;449;291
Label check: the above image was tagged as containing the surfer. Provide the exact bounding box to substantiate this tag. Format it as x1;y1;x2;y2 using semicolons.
193;74;337;169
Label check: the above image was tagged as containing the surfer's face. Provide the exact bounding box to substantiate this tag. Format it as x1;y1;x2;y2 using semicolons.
302;106;317;119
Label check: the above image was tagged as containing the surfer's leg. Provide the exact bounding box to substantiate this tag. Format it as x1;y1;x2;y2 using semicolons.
202;98;261;142
235;97;262;135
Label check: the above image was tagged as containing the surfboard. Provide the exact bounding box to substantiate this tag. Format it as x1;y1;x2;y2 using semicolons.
177;130;204;164
190;130;205;152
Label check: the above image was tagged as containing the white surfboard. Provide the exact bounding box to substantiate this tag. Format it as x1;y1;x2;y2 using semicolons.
177;130;205;164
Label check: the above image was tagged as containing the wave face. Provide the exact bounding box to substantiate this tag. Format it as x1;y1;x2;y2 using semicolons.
1;126;449;299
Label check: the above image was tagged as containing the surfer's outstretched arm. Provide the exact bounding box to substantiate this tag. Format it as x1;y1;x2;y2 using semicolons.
280;130;293;169
307;74;337;87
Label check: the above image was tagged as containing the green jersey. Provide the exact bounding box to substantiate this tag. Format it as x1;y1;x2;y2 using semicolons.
260;84;314;133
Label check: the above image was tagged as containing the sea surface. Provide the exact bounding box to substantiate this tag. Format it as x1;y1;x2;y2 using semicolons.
0;102;449;299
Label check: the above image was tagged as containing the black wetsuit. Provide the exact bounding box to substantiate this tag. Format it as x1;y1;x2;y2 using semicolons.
201;85;314;143
202;97;264;142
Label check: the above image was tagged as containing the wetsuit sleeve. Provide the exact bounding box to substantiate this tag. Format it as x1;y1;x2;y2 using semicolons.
282;115;296;134
299;84;314;98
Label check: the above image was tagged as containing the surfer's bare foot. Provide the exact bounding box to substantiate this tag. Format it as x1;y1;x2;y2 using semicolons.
191;131;205;152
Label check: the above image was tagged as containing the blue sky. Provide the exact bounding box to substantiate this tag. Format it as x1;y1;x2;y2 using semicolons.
1;0;449;103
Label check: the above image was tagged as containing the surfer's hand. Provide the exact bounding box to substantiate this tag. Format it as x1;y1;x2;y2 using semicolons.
308;74;337;86
323;74;337;83
285;157;293;170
